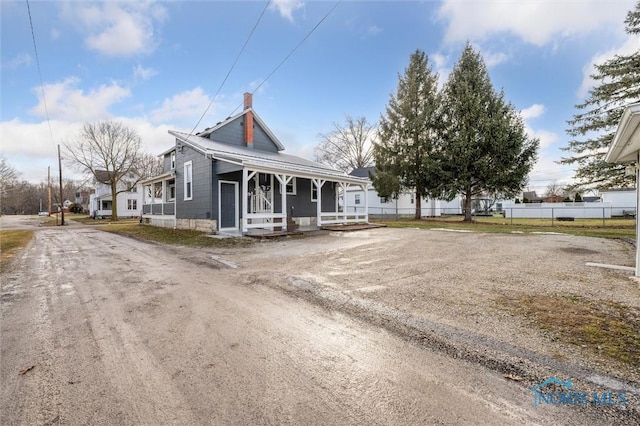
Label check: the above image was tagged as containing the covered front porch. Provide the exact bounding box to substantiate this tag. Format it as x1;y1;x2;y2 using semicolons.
213;155;370;235
140;171;176;227
240;168;368;234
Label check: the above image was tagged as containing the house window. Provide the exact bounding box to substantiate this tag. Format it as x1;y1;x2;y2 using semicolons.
184;161;193;200
168;180;176;201
281;177;296;195
311;181;318;202
154;182;163;199
355;194;361;205
171;151;176;170
130;185;137;193
127;199;137;210
380;196;389;204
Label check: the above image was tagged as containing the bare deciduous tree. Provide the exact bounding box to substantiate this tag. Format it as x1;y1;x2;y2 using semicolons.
0;156;19;188
135;153;164;179
314;116;375;174
65;121;143;221
544;181;563;198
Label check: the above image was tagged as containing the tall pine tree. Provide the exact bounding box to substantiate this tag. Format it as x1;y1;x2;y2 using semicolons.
562;2;640;189
372;50;442;219
437;43;538;222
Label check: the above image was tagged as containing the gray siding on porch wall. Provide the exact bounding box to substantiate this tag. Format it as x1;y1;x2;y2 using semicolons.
272;177;336;217
175;145;214;220
206;115;279;153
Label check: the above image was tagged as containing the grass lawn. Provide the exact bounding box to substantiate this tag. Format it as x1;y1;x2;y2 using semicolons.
375;216;636;239
101;223;254;248
500;294;640;366
0;230;33;272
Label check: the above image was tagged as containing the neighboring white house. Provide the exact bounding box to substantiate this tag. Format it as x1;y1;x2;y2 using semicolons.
345;167;462;217
600;188;637;216
89;170;142;218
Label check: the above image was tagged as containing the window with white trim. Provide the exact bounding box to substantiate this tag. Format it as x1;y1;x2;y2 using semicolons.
170;151;176;170
311;181;318;202
355;194;361;205
184;161;193;200
280;177;296;195
168;180;176;201
127;199;137;210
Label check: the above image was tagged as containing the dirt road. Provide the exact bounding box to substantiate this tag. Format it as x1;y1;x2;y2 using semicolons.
0;224;625;424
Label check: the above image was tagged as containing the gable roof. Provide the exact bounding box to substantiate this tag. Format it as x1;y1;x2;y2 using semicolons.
349;166;376;178
169;130;368;184
195;107;285;151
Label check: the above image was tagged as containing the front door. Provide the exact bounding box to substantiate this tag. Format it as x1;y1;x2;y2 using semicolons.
219;181;238;230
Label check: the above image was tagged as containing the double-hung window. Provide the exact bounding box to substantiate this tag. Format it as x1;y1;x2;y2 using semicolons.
184;161;193;200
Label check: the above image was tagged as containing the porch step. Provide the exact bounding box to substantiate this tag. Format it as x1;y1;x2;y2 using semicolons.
287;217;299;231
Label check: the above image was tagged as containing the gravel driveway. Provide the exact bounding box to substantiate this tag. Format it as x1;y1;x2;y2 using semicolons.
2;223;639;424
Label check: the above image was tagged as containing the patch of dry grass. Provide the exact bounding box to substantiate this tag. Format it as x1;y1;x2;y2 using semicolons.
501;293;640;366
101;223;254;248
0;230;33;272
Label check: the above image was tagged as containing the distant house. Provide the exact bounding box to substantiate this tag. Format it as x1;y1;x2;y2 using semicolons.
89;170;142;219
345;166;462;217
140;93;369;234
522;191;544;203
600;188;636;216
543;195;565;203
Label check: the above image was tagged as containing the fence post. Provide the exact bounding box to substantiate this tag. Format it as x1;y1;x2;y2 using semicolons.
551;207;554;227
510;208;513;225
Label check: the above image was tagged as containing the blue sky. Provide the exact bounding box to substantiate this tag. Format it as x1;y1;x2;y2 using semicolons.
1;0;638;194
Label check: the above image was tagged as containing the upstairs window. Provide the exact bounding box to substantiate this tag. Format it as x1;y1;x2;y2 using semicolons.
171;151;176;170
184;161;193;200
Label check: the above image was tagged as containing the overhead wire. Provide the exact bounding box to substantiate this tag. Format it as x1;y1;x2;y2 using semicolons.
226;0;343;118
187;0;271;137
25;0;55;149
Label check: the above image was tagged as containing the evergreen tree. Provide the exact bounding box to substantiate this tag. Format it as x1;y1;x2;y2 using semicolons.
372;49;442;219
437;43;539;222
562;2;640;189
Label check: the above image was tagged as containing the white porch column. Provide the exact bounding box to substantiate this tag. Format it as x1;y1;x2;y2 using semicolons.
636;152;640;276
274;173;292;232
242;167;249;233
340;183;347;222
161;180;166;215
363;183;369;223
313;179;325;228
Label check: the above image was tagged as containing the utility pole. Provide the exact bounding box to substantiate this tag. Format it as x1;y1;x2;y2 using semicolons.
47;166;51;215
58;145;65;226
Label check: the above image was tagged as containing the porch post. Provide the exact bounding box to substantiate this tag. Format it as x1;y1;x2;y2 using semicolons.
274;173;291;232
242;167;248;233
313;179;325;228
340;183;347;222
363;183;369;223
161;180;166;215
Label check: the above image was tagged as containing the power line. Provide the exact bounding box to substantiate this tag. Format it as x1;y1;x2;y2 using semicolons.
25;0;54;149
187;0;272;137
227;0;343;117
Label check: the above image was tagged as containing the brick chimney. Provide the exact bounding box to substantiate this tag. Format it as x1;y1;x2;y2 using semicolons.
244;92;253;148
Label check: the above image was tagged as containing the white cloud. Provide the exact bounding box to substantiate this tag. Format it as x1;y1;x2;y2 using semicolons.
271;0;304;22
437;0;633;46
149;88;213;124
30;77;130;122
578;35;640;98
520;104;545;120
4;53;32;70
133;64;158;81
366;25;382;37
519;104;558;149
62;1;167;57
482;50;508;68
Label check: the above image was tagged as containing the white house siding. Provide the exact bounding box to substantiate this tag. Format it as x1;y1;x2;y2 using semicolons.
501;202;613;219
600;189;637;216
89;182;142;218
345;186;460;217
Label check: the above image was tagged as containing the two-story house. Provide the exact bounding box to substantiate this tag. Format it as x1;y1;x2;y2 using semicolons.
140;93;369;234
89;170;142;219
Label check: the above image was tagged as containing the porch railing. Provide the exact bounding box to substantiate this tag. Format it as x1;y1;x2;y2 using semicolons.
249;189;272;213
319;212;368;225
142;202;175;215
